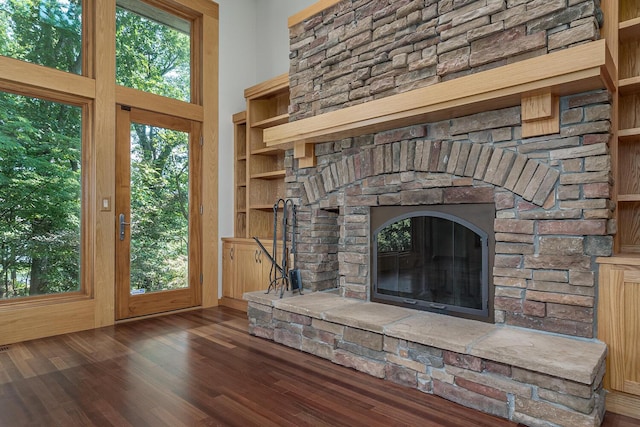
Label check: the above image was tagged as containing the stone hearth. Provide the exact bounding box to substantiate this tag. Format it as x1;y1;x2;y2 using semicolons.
246;290;607;426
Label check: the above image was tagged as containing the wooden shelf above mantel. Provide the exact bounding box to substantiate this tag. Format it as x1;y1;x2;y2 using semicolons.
244;73;289;100
264;40;614;166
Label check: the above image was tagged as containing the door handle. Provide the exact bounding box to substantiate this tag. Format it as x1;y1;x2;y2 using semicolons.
119;213;130;241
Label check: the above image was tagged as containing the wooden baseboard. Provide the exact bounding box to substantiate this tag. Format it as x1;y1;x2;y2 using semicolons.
607;390;640;420
115;306;202;324
218;297;248;312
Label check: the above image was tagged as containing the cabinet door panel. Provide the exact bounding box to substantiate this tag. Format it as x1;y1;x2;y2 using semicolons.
601;266;640;393
222;242;235;298
236;243;265;294
623;273;640;395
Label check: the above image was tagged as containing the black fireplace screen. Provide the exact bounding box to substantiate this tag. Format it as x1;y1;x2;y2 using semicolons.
372;209;490;320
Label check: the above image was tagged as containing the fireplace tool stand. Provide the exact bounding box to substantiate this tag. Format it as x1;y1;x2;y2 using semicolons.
254;198;302;298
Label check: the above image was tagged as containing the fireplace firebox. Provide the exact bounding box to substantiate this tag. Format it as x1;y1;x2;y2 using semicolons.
371;204;495;322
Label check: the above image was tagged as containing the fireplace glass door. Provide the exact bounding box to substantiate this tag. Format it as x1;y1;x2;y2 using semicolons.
373;211;489;319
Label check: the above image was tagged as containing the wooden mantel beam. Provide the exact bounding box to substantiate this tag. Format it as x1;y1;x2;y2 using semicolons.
264;40;615;167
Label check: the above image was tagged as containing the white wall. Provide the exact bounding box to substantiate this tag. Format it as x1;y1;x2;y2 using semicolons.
255;0;317;81
216;0;257;298
216;0;316;297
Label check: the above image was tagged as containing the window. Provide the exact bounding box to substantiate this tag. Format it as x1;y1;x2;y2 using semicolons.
0;91;82;299
115;0;191;102
0;0;216;341
0;0;83;74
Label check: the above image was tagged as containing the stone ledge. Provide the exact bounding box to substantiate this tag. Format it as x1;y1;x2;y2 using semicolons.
244;290;606;385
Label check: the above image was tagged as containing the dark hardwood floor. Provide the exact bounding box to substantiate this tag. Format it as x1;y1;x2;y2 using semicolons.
0;307;636;427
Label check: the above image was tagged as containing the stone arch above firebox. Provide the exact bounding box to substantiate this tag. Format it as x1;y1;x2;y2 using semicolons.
301;141;560;208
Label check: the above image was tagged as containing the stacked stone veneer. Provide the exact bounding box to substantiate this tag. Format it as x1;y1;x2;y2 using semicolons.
289;0;603;120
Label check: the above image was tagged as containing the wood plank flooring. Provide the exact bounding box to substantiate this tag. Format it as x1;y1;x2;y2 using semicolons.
0;307;636;427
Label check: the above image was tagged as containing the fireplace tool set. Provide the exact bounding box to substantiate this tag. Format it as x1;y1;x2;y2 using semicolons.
253;198;303;298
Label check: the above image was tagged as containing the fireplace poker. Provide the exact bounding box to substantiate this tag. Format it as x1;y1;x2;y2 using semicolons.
255;198;303;298
288;204;303;295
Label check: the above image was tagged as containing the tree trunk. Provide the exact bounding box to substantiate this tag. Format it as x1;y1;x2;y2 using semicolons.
29;257;47;295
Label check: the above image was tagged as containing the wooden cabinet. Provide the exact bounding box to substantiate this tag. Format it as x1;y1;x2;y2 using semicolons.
234;241;265;294
221;241;236;299
220;238;282;311
245;73;289;240
615;2;640;252
598;258;640;418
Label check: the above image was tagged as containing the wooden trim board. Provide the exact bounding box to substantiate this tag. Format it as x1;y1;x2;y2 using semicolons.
606;390;640;420
244;73;289;99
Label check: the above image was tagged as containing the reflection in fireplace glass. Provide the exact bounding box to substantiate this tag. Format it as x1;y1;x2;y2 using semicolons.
375;215;484;311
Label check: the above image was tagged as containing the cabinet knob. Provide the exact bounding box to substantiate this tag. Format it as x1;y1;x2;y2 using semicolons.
230;247;234;260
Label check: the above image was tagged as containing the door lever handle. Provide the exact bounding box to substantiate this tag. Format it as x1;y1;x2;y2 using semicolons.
119;213;130;241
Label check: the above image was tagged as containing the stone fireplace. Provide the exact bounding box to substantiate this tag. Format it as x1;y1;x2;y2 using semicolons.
245;1;613;425
286;96;611;340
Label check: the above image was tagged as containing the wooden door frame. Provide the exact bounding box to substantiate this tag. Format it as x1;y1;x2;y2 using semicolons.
115;106;202;320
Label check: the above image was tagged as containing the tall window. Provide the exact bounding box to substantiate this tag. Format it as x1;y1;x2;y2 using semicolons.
0;0;215;320
0;0;83;300
0;92;82;299
115;0;191;102
0;0;83;74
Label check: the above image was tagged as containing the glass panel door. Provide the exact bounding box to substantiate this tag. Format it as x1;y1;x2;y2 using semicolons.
116;106;201;320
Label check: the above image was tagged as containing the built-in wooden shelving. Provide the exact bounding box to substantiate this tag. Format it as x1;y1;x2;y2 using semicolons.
232;111;247;237
597;1;640;421
251;146;282;156
619;16;640;40
617;2;640;255
243;74;289;240
250;170;286;180
253;114;290;129
619;128;640;140
620;76;640;94
249;204;277;211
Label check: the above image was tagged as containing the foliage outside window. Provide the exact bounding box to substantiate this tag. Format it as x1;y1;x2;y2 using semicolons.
377;218;412;253
129;124;189;293
116;3;191;102
0;0;82;74
0;92;81;299
0;0;83;300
